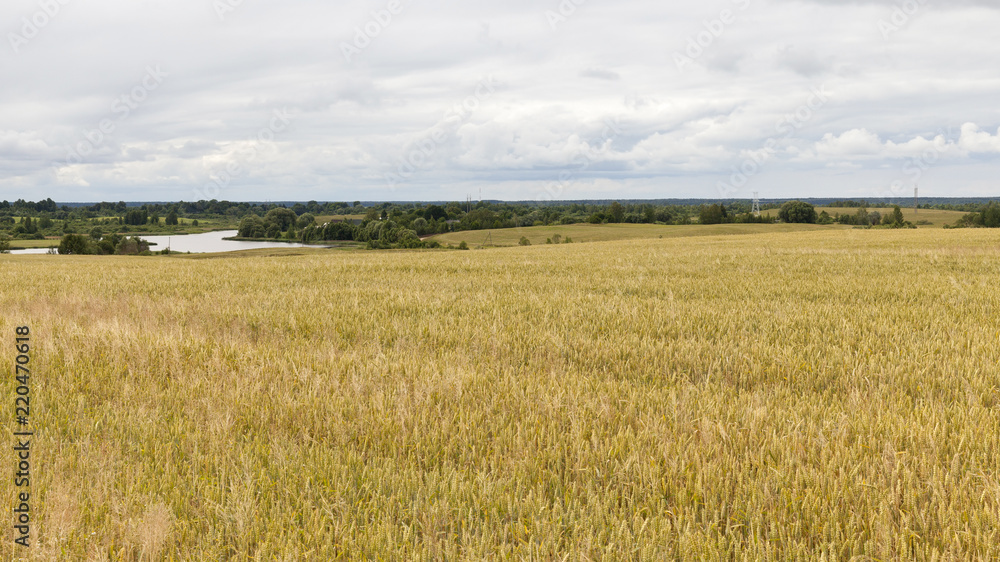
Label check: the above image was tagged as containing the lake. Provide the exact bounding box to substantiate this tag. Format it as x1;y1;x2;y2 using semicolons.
9;230;324;255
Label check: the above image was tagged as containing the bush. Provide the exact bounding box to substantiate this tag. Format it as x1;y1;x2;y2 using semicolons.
519;236;531;246
264;208;298;232
0;235;9;254
458;241;469;250
778;201;818;224
115;237;150;255
58;234;94;255
238;215;266;238
296;213;316;229
982;202;1000;228
699;204;728;225
322;221;357;241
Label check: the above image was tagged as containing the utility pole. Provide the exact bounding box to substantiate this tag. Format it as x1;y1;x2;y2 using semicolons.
914;186;918;214
752;192;761;218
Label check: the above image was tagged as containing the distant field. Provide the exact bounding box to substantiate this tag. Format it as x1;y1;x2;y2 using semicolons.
427;222;846;247
822;207;965;227
315;214;365;223
8;238;60;249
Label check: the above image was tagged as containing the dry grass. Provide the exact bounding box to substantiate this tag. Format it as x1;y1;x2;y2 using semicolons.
1;228;999;559
822;207;966;227
427;222;844;247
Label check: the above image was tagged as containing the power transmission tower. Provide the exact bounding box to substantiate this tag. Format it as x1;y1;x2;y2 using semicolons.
752;192;761;217
914;186;918;214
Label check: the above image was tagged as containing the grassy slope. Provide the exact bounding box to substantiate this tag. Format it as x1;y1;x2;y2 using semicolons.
2;229;999;559
7;238;61;249
426;222;846;247
822;206;965;227
315;214;365;223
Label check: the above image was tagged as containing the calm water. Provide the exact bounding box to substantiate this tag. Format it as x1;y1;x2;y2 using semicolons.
9;230;323;255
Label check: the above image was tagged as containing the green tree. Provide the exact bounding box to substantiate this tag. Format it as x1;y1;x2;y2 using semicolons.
115;237;150;255
519;236;531;246
124;209;147;225
981;202;1000;228
609;202;624;223
58;234;93;255
238;216;265;238
887;205;905;226
165;211;179;226
778;201;818;224
296;213;316;229
699;204;726;225
323;221;357;241
0;235;10;254
263;208;298;232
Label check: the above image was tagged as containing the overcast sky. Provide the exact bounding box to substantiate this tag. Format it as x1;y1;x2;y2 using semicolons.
2;0;999;202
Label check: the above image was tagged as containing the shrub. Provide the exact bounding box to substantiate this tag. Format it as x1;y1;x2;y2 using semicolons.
519;236;531;246
458;241;469;250
58;234;94;255
778;201;818;224
115;237;150;255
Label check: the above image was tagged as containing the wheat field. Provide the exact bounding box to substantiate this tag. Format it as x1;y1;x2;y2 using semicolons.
1;228;999;560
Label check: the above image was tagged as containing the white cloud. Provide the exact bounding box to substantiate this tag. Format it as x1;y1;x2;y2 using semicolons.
0;0;999;200
958;123;1000;153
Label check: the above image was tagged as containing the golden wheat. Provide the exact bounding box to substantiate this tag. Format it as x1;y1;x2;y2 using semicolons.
1;228;998;560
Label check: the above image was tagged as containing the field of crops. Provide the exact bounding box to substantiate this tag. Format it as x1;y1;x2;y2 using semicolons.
427;222;844;247
2;227;999;559
822;207;965;227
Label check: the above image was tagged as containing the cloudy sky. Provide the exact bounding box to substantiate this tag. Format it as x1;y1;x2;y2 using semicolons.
2;0;999;202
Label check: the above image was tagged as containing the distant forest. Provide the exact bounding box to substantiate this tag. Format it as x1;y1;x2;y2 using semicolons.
1;197;997;252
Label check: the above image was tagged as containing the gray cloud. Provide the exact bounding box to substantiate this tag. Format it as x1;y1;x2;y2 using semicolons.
0;0;998;201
